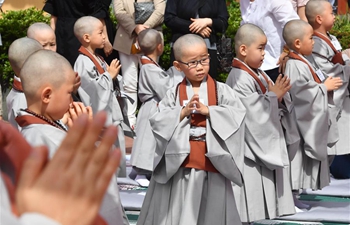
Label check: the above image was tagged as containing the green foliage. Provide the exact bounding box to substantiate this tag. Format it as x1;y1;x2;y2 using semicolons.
0;7;50;91
330;14;350;49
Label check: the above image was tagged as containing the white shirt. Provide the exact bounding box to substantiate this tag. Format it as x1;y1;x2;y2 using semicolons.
240;0;299;71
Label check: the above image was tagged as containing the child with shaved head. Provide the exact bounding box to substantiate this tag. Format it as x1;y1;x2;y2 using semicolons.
27;22;56;51
15;50;127;225
283;19;342;192
305;0;350;162
137;34;246;225
226;23;296;222
130;29;174;187
73;16;127;177
6;37;42;130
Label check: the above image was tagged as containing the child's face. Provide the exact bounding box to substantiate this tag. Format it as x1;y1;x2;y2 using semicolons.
243;34;267;69
90;21;105;50
174;43;210;86
34;30;57;52
320;2;335;32
299;25;315;56
46;70;75;121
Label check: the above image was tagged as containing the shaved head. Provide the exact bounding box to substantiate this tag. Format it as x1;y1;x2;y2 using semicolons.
306;0;330;27
283;20;311;50
74;16;101;41
235;23;266;53
21;50;73;99
138;29;162;55
8;37;43;76
27;22;53;39
173;34;206;61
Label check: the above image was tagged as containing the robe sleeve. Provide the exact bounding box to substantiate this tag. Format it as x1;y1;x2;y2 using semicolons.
226;68;288;170
285;60;329;161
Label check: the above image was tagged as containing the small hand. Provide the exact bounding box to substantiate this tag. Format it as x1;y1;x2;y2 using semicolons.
73;72;81;94
107;58;121;79
67;102;93;128
324;76;343;91
268;74;291;102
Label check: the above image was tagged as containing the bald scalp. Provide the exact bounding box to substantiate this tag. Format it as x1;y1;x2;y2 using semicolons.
283;20;310;50
138;29;162;55
27;22;54;39
173;34;206;61
234;23;266;54
21;50;73;99
74;16;101;41
8;37;43;76
306;0;329;27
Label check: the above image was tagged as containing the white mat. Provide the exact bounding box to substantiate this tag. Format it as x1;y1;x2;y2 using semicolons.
279;201;350;223
302;177;350;197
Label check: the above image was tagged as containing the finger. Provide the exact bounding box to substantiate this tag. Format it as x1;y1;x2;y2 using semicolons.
86;106;93;120
17;146;48;190
84;126;118;190
69;106;78;121
67;112;107;173
49;114;89;170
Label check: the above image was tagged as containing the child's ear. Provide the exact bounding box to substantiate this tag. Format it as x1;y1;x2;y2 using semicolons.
41;87;53;104
157;43;163;53
83;34;90;43
294;38;301;50
239;44;247;57
173;61;183;72
315;15;323;25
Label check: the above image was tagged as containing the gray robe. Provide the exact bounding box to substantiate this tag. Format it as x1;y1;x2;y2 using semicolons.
18;111;129;225
226;64;295;222
285;54;337;190
306;34;350;155
131;62;174;172
6;87;26;131
74;53;126;177
137;78;246;225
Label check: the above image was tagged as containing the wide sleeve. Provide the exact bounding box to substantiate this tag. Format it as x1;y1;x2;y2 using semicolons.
226;68;288;170
164;0;192;34
285;60;329;161
150;87;191;184
144;0;166;28
205;83;246;185
113;0;137;36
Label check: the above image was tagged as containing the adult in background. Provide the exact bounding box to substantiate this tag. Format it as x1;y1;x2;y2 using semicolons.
164;0;228;80
43;0;118;66
240;0;299;81
112;0;166;129
290;0;310;21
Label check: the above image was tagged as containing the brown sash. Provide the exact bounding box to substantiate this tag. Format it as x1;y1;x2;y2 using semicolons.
78;46;105;74
12;79;23;92
288;51;322;84
178;75;218;173
232;58;270;94
313;32;345;65
140;57;158;66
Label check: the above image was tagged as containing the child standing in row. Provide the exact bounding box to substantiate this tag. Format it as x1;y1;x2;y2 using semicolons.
226;24;296;222
305;0;350;157
73;16;127;177
6;37;43;130
283;19;343;190
27;22;57;51
137;34;246;225
130;29;174;187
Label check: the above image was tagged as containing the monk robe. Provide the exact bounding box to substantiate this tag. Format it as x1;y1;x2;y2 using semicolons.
137;75;246;225
226;58;296;222
306;32;350;155
285;51;339;190
74;46;127;177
